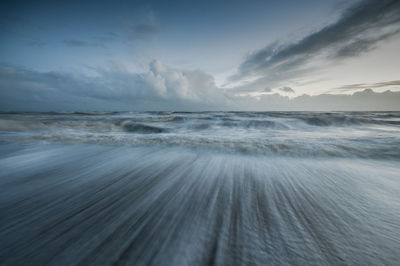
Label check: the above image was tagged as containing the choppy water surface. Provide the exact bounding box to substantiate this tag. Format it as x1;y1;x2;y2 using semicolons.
0;112;399;265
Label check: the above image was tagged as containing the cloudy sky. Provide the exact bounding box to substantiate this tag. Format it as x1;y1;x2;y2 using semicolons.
1;0;400;111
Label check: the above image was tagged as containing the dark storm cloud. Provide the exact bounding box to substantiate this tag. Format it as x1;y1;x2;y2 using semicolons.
279;87;295;93
334;28;400;58
234;0;400;80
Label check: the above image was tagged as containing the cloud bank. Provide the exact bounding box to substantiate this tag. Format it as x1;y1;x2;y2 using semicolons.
1;61;399;111
331;80;400;92
0;61;230;111
235;89;400;111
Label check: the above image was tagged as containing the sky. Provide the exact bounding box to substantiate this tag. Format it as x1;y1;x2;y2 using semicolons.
1;0;400;111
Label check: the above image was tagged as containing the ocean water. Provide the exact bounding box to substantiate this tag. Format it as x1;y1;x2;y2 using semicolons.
0;111;399;265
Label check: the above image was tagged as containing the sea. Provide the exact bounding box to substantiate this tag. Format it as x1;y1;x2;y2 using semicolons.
0;111;399;265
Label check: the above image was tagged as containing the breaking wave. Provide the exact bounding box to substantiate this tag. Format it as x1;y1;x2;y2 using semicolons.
120;121;166;134
1;111;399;159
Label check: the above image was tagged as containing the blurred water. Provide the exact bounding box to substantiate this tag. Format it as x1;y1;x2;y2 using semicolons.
0;112;399;265
1;111;400;158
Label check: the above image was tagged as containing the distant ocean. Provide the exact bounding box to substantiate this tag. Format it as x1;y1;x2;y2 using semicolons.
1;111;399;265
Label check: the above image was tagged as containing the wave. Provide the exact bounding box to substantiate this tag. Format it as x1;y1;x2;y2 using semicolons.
297;114;400;127
120;121;166;134
1;112;399;159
